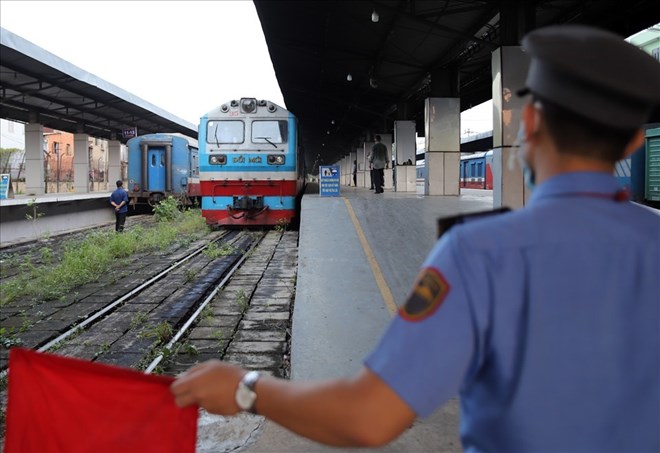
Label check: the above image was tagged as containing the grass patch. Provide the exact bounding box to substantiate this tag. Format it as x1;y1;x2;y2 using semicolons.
203;242;237;259
140;321;173;344
0;209;209;306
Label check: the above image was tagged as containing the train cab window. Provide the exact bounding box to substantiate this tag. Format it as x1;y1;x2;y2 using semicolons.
252;120;288;146
208;121;244;145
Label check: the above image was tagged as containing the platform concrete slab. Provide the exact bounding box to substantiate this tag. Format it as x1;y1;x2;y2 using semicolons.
242;186;494;452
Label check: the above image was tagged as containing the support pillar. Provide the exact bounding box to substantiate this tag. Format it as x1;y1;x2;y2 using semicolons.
356;146;366;187
73;133;90;193
363;141;374;188
371;133;394;191
492;46;530;208
108;139;121;188
424;98;460;195
394;120;416;192
24;122;45;195
349;150;357;187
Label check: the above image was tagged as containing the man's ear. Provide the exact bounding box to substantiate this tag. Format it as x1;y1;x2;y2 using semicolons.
622;129;644;159
521;103;541;140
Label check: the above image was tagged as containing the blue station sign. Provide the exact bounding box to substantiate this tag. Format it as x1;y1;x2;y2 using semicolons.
319;165;340;197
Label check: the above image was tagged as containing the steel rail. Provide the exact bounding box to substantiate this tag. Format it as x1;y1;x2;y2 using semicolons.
35;232;230;354
144;231;267;374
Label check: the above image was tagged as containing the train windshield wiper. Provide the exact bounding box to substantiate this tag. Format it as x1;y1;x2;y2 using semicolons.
256;137;277;148
214;127;220;147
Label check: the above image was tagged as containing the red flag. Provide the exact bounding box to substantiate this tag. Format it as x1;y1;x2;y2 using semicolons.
4;348;197;453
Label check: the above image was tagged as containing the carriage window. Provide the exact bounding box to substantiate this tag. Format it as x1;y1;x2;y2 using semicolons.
252;120;288;145
207;121;244;144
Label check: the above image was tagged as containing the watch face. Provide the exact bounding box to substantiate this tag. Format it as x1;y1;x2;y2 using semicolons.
236;383;257;410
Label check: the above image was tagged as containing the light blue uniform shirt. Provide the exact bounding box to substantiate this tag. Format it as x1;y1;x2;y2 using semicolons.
365;172;659;452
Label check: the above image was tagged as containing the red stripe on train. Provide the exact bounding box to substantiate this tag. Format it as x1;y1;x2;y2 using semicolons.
186;182;201;197
202;209;297;227
200;180;299;197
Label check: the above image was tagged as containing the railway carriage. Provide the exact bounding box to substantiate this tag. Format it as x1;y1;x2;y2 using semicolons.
199;98;305;227
126;133;200;206
460;151;493;189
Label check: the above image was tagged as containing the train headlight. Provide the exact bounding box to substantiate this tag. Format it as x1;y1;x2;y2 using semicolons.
267;155;285;165
240;98;257;114
209;154;227;165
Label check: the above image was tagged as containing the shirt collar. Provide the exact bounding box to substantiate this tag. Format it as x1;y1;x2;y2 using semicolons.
529;171;624;204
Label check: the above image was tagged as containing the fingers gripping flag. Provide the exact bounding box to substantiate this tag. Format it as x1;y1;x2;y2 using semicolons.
4;348;198;453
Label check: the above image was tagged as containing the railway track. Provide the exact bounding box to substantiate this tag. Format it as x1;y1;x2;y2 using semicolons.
0;228;299;449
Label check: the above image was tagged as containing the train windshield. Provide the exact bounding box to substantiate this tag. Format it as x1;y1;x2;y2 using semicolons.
252;120;288;145
207;121;244;144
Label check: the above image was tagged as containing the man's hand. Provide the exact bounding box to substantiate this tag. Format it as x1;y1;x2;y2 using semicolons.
171;360;245;415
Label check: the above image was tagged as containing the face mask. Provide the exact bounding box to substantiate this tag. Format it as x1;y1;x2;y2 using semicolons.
515;122;536;190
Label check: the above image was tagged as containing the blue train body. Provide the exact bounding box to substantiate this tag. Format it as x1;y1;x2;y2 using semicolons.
614;126;660;205
126;133;200;206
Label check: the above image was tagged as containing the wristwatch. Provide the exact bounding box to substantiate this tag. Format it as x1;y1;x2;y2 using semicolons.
235;371;260;413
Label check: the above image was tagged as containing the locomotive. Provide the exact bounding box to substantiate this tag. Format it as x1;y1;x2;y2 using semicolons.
198;98;305;227
126;133;200;207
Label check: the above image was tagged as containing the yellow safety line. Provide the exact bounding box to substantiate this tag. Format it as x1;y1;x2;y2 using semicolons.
343;197;398;316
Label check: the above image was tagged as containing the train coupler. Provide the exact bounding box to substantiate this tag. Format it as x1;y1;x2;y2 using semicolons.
232;195;264;210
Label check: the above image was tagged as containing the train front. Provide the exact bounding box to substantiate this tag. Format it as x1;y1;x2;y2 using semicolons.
199;98;300;227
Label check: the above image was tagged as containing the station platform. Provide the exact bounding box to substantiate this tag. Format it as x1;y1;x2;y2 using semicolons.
244;184;494;452
0;191;115;245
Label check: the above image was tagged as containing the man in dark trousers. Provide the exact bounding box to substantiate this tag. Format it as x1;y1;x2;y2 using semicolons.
109;180;129;232
369;135;388;194
171;25;660;452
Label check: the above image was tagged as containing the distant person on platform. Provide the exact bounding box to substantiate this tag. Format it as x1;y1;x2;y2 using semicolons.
366;152;375;190
352;160;358;187
369;135;388;194
109;180;129;232
171;25;660;452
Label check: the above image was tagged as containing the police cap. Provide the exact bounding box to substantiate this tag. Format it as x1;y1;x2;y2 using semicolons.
518;25;660;129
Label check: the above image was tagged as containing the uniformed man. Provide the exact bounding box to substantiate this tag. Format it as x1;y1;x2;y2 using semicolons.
171;25;660;451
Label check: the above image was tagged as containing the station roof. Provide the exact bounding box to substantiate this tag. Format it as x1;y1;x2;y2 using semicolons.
0;27;197;143
254;0;659;165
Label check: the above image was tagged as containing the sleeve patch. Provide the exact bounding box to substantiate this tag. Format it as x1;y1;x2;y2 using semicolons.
399;268;450;322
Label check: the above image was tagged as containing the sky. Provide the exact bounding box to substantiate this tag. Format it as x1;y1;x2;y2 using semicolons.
0;1;286;126
0;0;492;136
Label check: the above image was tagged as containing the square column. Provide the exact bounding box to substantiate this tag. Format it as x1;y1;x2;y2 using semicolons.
348;150;357;187
356;147;366;187
363;141;374;188
394;121;416;165
394;120;416;192
73;133;90;193
378;133;393;191
107;139;122;187
492;46;531;209
24;122;45;195
424;98;460;195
